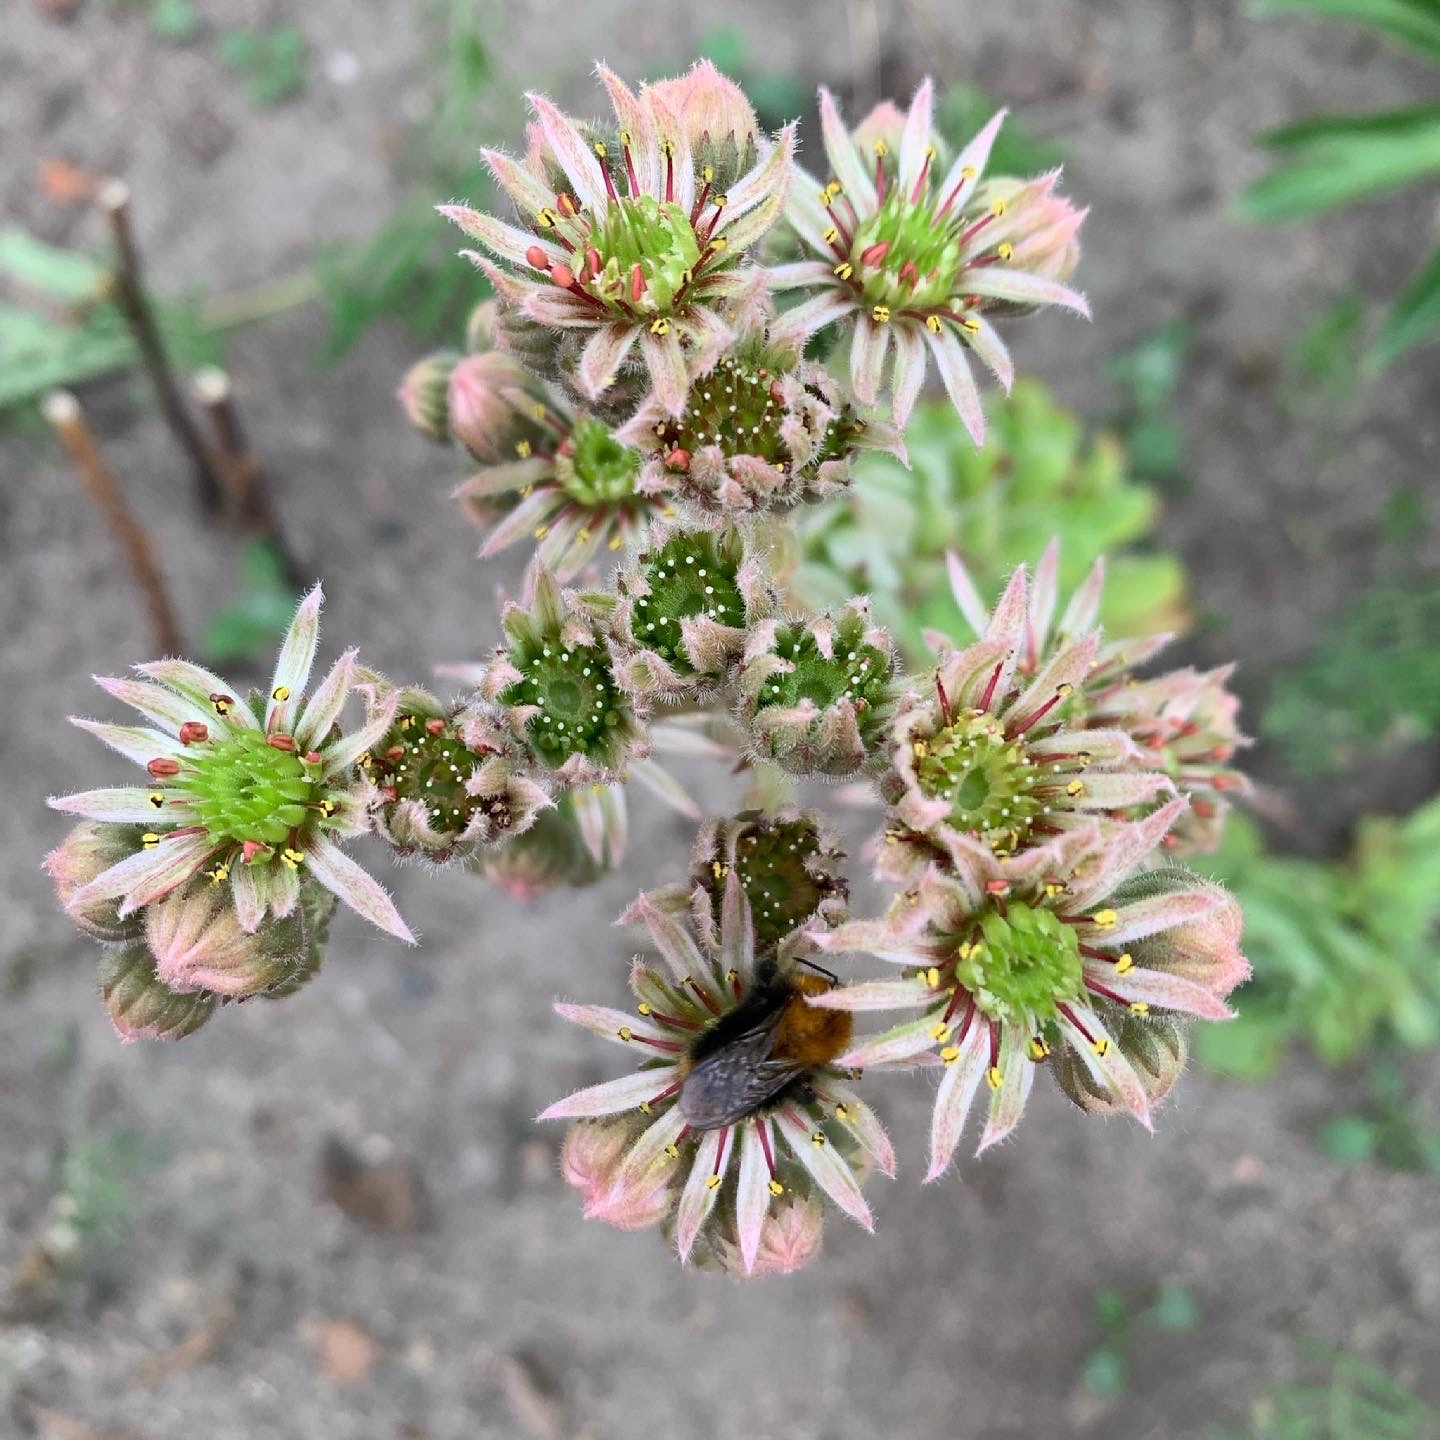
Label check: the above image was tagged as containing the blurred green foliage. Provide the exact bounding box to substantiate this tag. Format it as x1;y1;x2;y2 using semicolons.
219;24;308;108
693;26;809;132
314;0;494;364
1262;576;1440;773
796;379;1189;664
1106;320;1194;489
1315;1055;1440;1174
1196;803;1440;1078
200;539;301;666
1244;0;1440;366
1214;1343;1437;1439
938;82;1067;175
1083;1282;1202;1398
0;228;225;418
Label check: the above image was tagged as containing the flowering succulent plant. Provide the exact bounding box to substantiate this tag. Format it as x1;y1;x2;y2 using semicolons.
45;61;1253;1278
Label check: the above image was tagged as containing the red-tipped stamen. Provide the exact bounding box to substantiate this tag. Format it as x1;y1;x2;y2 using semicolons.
1007;686;1071;739
1057;1003;1098;1046
595;148;617;202
987;1019;1001;1072
1083;978;1129;1007
910;149;934;204
690;177;712;227
756;1115;780;1183
688;977;723;1016
644;1006;700;1032
630;1033;686;1055
957;211;997;249
663;142;675;203
978;660;1004;713
935;674;953;727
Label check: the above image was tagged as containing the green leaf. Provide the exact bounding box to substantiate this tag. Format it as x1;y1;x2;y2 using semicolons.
1260;104;1440;149
1250;0;1440;64
1150;1283;1201;1333
697;24;749;74
1240;111;1440;222
0;228;110;303
1373;245;1440;365
199;540;300;664
1082;1347;1128;1398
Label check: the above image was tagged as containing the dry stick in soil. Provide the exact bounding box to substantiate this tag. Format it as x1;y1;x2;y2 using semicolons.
193;366;303;586
43;390;182;654
97;179;226;515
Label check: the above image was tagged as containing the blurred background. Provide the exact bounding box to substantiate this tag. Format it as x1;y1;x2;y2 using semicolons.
3;0;1439;1436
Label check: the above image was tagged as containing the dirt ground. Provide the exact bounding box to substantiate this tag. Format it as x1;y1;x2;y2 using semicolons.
4;1;1439;1437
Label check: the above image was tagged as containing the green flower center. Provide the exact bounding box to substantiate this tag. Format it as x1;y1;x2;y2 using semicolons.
756;620;891;742
633;532;745;674
956;902;1084;1028
556;418;640;506
730;818;832;954
502;641;625;764
366;713;511;838
175;732;326;849
913;711;1041;855
586;196;703;314
652;354;857;475
849;189;961;309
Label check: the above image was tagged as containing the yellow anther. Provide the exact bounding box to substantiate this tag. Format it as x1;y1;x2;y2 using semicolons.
1044;882;1066;898
211;695;232;714
660;137;675;157
940;1045;961;1065
531;402;546;420
833;262;853;280
768;1179;785;1197
810;1130;827;1147
926;314;943;333
1130;1001;1150;1016
824;180;843;199
960;316;980;333
520;485;535;501
1066;780;1086;798
1091;1037;1110;1058
208;865;229;886
985;1066;1004;1090
713;193;728;207
823;226;839;244
536;209;554;228
149;792;165;808
707;236;727;252
515;439;532;458
1028;1037;1051;1062
1057;683;1075;698
929;1021;952;1041
1092;909;1118;930
835;1104;850;1121
871;305;891;323
702;164;714;183
618;1027;634;1042
665;1143;680;1159
271;685;291;702
534;526;549;540
142;832;160;849
577;528;592;543
638;1100;652;1115
990;199;1007;217
873;139;889;157
593;140;607;157
997;242;1014;261
957;942;976;961
650;318;670;335
924;966;941;989
619;129;632;146
912;738;928;758
1115;953;1135;974
725;969;740;984
608;536;624;551
281;847;306;869
637;1002;652;1016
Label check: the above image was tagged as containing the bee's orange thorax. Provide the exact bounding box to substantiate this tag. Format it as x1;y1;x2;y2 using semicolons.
773;972;853;1069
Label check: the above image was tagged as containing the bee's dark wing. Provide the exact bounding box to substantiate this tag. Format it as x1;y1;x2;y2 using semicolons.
677;1015;806;1131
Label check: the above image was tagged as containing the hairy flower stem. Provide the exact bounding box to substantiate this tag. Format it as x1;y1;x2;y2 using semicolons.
98;179;227;515
43;390;181;654
193;367;302;586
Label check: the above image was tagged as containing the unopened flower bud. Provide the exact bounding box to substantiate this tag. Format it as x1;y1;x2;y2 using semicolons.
98;943;216;1042
398;350;460;443
647;60;760;190
45;821;147;943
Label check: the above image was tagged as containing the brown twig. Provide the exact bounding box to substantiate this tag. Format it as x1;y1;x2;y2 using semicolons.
44;390;182;654
193;366;302;585
97;178;226;515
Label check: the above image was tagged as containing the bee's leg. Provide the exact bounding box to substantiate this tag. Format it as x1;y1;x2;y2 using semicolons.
795;956;839;985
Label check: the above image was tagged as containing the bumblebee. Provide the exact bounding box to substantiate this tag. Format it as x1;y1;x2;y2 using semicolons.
676;959;854;1131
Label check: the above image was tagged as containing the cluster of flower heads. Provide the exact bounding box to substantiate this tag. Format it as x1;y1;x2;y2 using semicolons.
47;61;1251;1278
